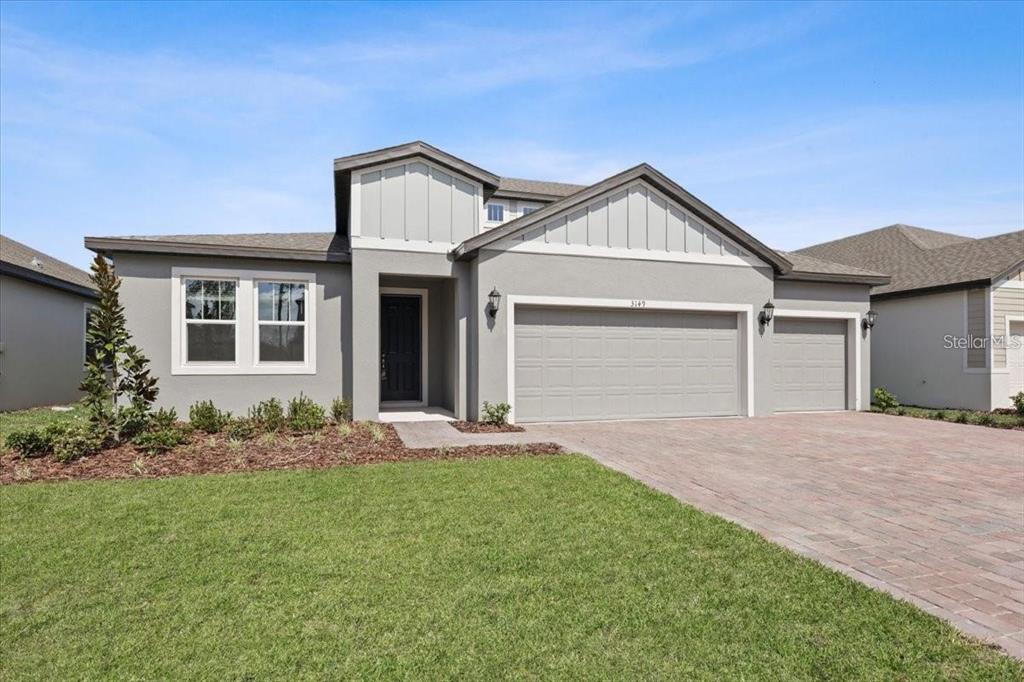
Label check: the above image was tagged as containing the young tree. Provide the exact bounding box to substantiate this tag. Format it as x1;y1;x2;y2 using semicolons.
80;255;159;443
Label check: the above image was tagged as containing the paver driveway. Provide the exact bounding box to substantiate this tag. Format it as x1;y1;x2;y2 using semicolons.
526;412;1024;657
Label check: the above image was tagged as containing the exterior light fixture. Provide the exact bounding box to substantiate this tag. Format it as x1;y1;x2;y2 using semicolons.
759;301;775;326
488;287;502;318
863;309;878;330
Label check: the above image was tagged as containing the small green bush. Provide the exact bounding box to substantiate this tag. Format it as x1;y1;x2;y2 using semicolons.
481;401;512;425
1011;391;1024;417
5;429;51;458
932;410;947;421
149;407;178;431
895;407;907;416
225;418;258;441
954;412;969;424
331;397;352;424
189;400;231;434
288;394;327;432
974;412;995;426
249;398;285;432
52;423;104;463
133;428;187;455
872;387;900;413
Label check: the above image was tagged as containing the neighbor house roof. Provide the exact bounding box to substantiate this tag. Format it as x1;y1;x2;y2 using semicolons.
797;224;1024;298
0;235;97;298
777;251;890;286
454;163;795;274
85;233;351;263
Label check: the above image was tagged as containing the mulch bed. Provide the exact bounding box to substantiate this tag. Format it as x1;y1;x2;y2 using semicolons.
450;421;525;434
0;422;563;485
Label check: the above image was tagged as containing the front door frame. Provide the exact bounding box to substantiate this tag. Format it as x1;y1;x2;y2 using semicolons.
380;287;429;407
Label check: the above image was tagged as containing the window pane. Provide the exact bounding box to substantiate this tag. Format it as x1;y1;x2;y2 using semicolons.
185;279;234;320
259;325;304;362
185;279;203;319
487;204;503;222
258;282;305;322
202;280;221;319
186;323;235;362
219;280;236;320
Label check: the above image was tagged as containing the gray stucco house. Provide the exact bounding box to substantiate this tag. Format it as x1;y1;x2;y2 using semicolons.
0;236;98;411
798;224;1024;411
85;141;889;423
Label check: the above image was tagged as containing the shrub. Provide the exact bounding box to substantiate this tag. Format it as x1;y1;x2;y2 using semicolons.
288;394;327;432
190;400;231;434
52;423;104;463
895;407;907;416
872;387;900;413
1012;391;1024;417
149;407;178;431
481;401;512;425
974;412;995;427
954;412;969;424
932;410;947;421
225;418;258;441
133;428;187;455
249;398;285;432
5;429;51;458
331;397;353;424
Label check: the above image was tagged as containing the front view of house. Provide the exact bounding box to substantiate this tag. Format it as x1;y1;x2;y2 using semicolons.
86;141;888;422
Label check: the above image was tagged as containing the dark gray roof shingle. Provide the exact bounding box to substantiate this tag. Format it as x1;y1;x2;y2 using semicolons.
777;250;889;283
0;235;96;294
85;232;350;262
494;177;587;199
797;224;1024;296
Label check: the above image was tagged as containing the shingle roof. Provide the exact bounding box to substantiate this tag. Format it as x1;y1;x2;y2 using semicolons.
85;232;350;262
494;177;587;200
796;224;1024;296
0;235;96;295
777;250;890;284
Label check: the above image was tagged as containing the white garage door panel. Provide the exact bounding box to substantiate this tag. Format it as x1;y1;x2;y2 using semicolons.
773;318;847;412
514;307;739;422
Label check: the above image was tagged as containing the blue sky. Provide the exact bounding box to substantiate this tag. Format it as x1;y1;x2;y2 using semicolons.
2;0;1022;268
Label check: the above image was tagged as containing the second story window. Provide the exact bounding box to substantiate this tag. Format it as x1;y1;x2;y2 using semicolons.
521;206;538;216
487;203;504;222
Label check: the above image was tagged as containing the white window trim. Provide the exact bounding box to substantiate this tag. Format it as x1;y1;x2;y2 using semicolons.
171;267;316;376
504;295;755;424
380;287;429;408
253;279;314;370
772;309;863;412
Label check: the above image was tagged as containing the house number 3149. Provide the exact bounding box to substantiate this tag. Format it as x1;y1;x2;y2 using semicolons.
630;300;646;308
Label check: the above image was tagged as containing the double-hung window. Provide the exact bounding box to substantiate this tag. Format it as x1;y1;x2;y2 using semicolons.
256;281;307;364
486;203;504;222
184;278;237;363
172;267;316;375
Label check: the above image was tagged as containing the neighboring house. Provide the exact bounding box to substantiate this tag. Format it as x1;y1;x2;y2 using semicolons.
0;235;99;411
85;141;888;423
798;224;1024;411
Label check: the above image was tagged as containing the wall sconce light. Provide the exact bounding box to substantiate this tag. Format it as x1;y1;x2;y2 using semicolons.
488;287;502;318
863;309;878;330
759;301;775;326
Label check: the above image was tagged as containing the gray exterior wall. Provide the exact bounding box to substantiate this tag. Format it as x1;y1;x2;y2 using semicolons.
113;253;351;416
871;290;990;410
0;275;93;411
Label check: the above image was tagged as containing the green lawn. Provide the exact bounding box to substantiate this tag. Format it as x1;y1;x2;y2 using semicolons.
0;403;85;445
2;456;1018;680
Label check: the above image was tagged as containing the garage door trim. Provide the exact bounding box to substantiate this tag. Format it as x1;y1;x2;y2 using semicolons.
505;295;755;424
773;308;862;411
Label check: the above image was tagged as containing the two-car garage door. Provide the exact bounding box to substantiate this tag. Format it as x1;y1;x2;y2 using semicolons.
514;307;739;422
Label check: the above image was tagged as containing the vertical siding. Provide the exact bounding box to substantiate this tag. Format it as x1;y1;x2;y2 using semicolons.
516;180;751;260
358;161;479;244
993;276;1024;367
966;288;987;368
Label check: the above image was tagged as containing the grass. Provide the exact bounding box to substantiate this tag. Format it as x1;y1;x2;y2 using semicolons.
873;404;1024;429
0;403;84;446
2;456;1019;680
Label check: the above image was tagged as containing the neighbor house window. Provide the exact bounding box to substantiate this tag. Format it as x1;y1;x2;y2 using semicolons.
521;206;538;216
256;281;307;363
487;203;504;222
172;267;316;375
184;278;237;363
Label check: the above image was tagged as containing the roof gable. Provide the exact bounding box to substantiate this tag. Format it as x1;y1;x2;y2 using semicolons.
455;164;791;272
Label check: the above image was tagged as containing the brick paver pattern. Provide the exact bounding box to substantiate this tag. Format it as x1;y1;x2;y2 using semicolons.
523;412;1024;657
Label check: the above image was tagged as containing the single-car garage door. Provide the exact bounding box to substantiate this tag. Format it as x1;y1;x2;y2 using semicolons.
772;318;848;412
514;307;739;422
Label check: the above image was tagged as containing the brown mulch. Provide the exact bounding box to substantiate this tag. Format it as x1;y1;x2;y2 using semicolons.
450;421;525;434
0;422;564;485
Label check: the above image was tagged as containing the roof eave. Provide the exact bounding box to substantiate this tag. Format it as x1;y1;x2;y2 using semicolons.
84;237;352;264
491;189;578;202
779;271;891;286
333;141;500;189
871;278;991;301
0;262;97;299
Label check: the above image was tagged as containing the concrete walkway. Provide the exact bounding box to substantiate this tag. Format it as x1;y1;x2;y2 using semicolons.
393;412;1024;657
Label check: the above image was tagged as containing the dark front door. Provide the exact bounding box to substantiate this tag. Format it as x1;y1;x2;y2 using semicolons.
380;294;422;402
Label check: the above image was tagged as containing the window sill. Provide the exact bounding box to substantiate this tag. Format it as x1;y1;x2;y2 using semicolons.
171;364;316;376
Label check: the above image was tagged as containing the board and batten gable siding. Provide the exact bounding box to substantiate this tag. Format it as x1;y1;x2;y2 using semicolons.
965;287;988;369
993;269;1024;368
355;160;480;244
494;180;760;266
